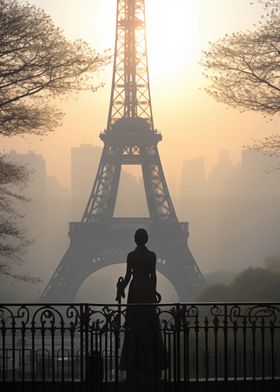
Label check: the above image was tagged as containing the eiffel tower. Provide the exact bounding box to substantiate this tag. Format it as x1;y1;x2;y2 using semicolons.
40;0;206;302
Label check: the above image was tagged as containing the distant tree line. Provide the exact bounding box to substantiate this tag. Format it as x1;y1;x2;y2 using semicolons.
197;255;280;301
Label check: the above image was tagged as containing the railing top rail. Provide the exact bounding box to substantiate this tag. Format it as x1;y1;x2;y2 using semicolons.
1;302;280;306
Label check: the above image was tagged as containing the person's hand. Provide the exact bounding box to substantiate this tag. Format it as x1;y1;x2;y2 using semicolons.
155;291;161;303
116;287;125;302
116;276;125;302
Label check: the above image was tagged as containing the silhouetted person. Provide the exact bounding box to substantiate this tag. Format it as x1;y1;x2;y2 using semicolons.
116;228;160;303
116;228;166;387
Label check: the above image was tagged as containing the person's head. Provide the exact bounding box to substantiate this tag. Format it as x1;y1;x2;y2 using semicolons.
134;228;148;246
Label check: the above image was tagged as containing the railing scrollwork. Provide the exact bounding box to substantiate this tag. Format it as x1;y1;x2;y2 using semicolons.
0;302;279;387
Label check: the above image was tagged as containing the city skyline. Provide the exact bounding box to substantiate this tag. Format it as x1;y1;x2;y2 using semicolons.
1;144;280;302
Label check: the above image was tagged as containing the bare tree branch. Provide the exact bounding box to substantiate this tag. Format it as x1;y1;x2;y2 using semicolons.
0;0;110;137
201;0;280;156
0;0;110;280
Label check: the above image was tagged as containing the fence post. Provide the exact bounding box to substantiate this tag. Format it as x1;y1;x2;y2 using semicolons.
224;304;228;382
175;303;181;387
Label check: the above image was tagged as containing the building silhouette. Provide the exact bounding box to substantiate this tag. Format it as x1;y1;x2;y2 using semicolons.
180;149;280;275
71;144;102;220
0;150;69;301
71;144;149;219
218;149;280;271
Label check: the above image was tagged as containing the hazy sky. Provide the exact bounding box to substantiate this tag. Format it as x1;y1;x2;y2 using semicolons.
2;0;277;188
2;0;280;302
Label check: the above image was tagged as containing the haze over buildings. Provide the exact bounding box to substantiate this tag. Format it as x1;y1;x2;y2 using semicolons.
0;150;70;302
180;150;280;274
1;145;280;302
71;144;102;221
71;144;149;220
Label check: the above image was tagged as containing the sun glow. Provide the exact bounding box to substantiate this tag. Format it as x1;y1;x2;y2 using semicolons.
89;0;199;84
146;0;199;81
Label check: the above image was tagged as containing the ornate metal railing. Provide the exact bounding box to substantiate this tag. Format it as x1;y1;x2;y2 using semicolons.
1;303;280;391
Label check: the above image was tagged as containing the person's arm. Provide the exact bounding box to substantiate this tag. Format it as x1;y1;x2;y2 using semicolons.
151;253;161;302
116;255;132;302
150;253;157;291
122;255;132;289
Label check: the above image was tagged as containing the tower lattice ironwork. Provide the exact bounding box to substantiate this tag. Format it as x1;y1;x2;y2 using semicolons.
40;0;206;302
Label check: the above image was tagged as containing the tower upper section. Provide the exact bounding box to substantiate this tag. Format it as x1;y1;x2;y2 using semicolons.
106;0;154;131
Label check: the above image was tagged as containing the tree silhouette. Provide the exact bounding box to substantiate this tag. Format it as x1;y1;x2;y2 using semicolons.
197;264;280;301
0;0;109;279
201;0;280;157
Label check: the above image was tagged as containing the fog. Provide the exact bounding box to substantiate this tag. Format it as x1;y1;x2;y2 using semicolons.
1;145;280;303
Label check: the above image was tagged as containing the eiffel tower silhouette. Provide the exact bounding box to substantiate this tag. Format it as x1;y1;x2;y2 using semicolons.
40;0;206;302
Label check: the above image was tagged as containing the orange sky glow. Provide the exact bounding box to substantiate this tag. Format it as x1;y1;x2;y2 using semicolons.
2;0;277;192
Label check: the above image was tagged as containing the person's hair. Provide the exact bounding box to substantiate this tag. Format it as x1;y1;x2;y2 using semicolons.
134;228;148;245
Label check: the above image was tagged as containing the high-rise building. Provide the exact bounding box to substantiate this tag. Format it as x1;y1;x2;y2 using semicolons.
180;157;206;219
0;150;70;301
218;149;280;271
7;150;47;239
71;144;149;219
208;150;238;194
179;158;210;272
71;144;102;220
